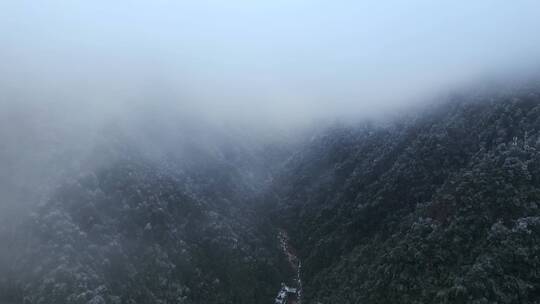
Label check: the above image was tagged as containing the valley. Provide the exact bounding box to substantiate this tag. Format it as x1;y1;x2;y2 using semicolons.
2;89;540;304
275;229;302;304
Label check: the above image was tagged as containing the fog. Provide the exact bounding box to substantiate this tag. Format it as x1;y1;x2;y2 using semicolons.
3;1;540;124
2;2;540;302
1;1;540;208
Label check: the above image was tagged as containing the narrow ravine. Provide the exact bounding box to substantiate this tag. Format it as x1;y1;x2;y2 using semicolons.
274;229;302;304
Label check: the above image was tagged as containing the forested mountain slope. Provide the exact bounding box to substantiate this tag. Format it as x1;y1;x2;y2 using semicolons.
270;90;540;303
0;132;292;304
2;88;540;304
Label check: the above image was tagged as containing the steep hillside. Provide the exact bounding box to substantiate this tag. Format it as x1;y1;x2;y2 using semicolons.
0;133;292;304
271;90;540;303
3;88;540;304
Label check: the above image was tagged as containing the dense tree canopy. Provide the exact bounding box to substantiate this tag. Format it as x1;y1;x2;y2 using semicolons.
2;87;540;304
270;90;540;303
1;140;290;304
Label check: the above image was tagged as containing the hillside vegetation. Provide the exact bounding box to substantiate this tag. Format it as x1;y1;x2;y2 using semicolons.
271;90;540;303
2;88;540;304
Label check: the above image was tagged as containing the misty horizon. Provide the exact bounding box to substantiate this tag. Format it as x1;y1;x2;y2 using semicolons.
2;1;540;130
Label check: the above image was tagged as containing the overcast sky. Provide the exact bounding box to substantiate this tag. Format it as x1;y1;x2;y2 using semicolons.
2;1;540;127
